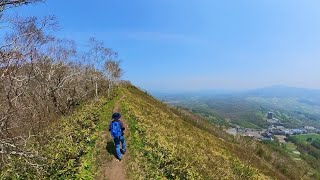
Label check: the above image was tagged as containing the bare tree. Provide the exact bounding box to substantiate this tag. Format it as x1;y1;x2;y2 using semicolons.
0;16;57;174
105;59;122;97
85;37;116;99
0;15;120;172
0;0;42;11
0;1;123;176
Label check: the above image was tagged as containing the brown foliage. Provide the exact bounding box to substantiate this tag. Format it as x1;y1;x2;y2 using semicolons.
0;9;122;174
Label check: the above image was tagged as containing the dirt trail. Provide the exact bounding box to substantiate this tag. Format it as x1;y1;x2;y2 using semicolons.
98;96;128;180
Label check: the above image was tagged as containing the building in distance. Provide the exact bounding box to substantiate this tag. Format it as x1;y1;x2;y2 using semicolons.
267;112;273;119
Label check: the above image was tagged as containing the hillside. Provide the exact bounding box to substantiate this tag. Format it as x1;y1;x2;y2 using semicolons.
118;84;311;179
2;1;320;180
121;86;266;179
1;83;315;179
158;86;320;129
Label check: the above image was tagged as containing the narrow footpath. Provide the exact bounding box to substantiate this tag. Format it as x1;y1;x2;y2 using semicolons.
98;96;129;180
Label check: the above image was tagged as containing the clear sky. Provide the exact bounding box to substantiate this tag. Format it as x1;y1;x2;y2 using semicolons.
9;0;320;92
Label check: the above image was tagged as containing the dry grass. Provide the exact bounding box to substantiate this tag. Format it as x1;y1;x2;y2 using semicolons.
120;85;273;180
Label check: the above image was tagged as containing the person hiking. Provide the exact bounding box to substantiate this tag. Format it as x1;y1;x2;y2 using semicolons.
109;112;126;161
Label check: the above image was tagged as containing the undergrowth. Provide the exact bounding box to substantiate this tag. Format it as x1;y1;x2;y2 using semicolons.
0;90;119;179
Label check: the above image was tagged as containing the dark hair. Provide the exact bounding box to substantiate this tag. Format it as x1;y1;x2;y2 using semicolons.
112;112;121;120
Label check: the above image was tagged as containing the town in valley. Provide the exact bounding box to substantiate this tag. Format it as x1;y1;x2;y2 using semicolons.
226;112;320;143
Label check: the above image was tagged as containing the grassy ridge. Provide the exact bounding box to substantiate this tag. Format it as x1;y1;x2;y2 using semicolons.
120;85;271;179
2;84;313;179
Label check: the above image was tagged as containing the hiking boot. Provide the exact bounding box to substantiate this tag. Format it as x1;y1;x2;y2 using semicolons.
121;149;126;154
118;157;122;161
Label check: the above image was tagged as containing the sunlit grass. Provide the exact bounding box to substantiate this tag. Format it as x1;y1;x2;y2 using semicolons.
120;85;270;179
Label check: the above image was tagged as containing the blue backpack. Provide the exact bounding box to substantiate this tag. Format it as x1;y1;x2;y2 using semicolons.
111;121;122;138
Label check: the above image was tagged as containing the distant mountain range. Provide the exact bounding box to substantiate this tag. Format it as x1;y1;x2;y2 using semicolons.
155;86;320;107
244;85;320;100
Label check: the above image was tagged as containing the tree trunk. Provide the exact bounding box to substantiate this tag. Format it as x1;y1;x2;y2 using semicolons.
95;81;98;100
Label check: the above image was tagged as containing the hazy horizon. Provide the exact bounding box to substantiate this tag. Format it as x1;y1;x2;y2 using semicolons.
149;84;320;95
10;0;320;91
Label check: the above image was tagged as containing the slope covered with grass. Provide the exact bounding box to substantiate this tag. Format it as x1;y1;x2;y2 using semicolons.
2;84;310;179
118;85;307;179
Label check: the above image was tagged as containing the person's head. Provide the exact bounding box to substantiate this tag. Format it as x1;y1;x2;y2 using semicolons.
112;112;121;120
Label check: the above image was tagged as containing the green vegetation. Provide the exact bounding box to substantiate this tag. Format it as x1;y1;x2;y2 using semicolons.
184;94;320;178
120;85;309;179
0;90;120;179
180;104;231;127
284;143;300;159
2;84;318;179
287;134;320;179
174;97;271;129
122;86;265;179
290;134;320;142
248;97;320;129
4;1;320;180
163;94;320;129
288;134;320;178
77;92;121;179
232;120;261;129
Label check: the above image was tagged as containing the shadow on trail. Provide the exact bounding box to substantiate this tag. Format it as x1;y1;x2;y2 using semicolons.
106;141;117;158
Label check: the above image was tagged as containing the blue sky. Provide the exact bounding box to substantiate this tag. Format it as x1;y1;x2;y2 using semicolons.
8;0;320;92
